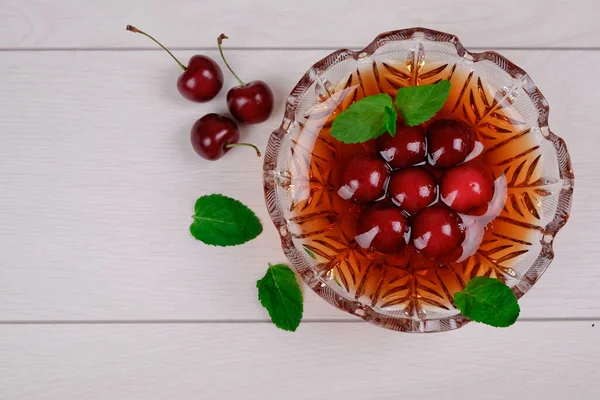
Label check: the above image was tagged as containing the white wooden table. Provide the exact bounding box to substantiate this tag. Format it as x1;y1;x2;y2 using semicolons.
1;1;599;398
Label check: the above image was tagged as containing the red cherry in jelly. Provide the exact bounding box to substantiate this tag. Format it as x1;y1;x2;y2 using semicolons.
355;202;409;254
218;35;274;124
426;119;474;168
411;205;465;260
376;124;426;168
337;154;389;204
127;25;223;102
191;114;261;161
360;139;378;154
440;163;495;214
388;167;438;214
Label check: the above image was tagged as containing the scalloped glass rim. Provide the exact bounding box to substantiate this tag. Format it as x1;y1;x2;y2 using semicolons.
263;27;574;333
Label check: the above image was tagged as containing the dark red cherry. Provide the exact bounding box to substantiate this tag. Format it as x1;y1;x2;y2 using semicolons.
337;154;389;204
178;56;224;102
191;114;260;161
361;139;378;154
426;119;474;168
376;123;426;168
218;35;274;124
126;25;223;102
226;80;274;124
355;203;409;254
411;205;465;260
440;163;495;214
388;167;437;214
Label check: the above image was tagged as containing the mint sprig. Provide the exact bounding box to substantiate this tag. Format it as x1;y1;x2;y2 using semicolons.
384;105;397;135
330;80;450;144
454;276;520;328
395;79;451;126
257;263;303;332
190;194;263;246
330;94;393;144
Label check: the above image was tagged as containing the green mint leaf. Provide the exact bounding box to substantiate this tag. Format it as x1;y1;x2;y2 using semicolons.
454;276;520;328
330;94;393;143
190;194;262;246
257;263;303;332
303;246;317;260
394;80;451;126
333;276;343;288
384;106;397;136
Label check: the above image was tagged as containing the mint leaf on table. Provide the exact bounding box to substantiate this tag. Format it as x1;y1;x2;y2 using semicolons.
454;276;520;328
257;263;303;332
330;94;396;143
394;79;451;126
190;194;262;246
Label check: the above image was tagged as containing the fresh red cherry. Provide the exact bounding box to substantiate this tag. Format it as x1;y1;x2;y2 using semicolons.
426;119;474;168
411;205;465;260
388;167;437;214
177;56;224;102
218;34;274;124
376;123;426;168
126;25;223;102
355;202;409;254
227;80;274;124
191;114;260;161
440;163;495;214
337;154;389;204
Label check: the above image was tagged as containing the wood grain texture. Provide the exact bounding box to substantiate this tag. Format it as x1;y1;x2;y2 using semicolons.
0;49;594;321
1;0;599;49
0;322;598;399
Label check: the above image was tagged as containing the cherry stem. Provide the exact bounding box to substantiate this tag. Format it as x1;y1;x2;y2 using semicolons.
225;142;261;157
217;34;246;87
126;25;186;71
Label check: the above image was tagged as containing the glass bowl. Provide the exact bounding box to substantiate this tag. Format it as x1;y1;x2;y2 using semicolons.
263;28;574;333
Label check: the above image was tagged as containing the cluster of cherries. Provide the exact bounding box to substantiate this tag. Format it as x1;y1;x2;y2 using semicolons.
127;26;273;160
338;119;496;262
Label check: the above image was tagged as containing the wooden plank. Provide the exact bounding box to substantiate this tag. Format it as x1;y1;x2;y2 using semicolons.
0;322;598;399
0;49;594;321
2;0;599;49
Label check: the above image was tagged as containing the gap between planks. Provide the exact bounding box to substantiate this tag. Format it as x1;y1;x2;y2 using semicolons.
0;317;597;325
1;46;600;52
